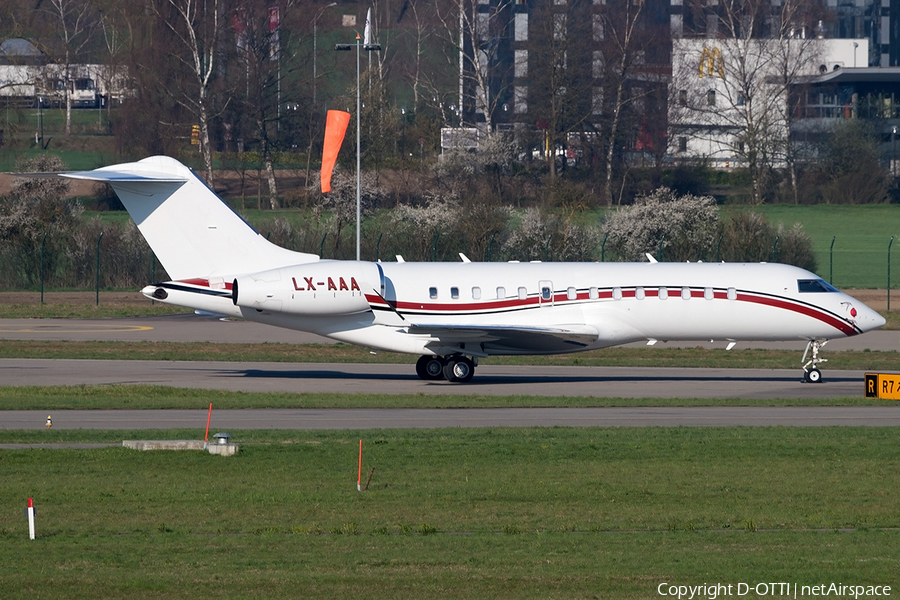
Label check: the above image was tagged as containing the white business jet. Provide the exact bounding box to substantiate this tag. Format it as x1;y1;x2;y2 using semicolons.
56;156;884;383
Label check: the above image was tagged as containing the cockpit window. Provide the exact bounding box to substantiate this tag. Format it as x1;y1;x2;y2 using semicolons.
797;279;838;293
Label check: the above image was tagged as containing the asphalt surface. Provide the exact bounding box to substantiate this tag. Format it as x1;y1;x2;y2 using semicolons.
2;315;899;431
0;358;877;398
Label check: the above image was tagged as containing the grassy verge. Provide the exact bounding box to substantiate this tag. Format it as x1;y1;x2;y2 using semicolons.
0;302;185;319
2;384;899;412
1;427;898;599
0;339;897;371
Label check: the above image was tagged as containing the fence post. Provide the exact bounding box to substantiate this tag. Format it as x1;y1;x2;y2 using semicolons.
375;232;383;263
888;236;894;312
829;236;835;284
486;233;495;262
601;232;608;262
40;231;48;304
771;236;779;263
95;232;104;306
715;234;723;262
319;233;327;259
432;232;440;262
544;235;552;262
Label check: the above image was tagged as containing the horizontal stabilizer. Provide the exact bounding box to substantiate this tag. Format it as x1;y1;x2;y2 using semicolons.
62;170;188;183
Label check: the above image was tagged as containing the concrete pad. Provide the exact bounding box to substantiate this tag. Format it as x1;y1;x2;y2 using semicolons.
123;440;206;451
207;443;239;456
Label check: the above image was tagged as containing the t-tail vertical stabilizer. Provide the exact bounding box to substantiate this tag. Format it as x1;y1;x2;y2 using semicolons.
61;156;318;280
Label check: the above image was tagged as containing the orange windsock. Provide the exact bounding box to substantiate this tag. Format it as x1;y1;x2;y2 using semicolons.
321;110;351;193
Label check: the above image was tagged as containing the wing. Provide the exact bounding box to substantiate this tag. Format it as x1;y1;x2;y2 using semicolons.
406;323;599;355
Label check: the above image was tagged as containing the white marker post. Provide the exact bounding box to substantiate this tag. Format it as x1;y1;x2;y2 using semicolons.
27;498;35;540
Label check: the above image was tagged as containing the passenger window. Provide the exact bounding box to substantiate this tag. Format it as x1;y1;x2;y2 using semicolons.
429;287;438;299
472;287;481;300
635;287;645;300
682;287;690;300
589;287;598;299
727;287;737;300
518;286;527;300
659;287;669;300
612;287;622;300
704;287;714;300
451;287;460;299
497;286;506;299
567;287;577;300
542;287;552;300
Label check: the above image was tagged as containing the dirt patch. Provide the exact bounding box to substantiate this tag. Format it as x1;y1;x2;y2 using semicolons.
0;291;150;307
841;290;891;311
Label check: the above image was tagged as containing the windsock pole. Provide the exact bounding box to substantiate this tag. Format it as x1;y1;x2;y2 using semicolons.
358;440;362;492
27;498;35;540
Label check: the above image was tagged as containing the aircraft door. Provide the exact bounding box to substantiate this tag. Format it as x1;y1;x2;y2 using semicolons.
539;280;554;306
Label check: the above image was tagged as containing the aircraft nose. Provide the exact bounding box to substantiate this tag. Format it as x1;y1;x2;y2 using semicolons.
856;303;886;332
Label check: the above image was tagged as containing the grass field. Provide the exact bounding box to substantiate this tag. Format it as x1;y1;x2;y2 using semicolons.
2;427;899;599
2;384;897;412
742;205;900;290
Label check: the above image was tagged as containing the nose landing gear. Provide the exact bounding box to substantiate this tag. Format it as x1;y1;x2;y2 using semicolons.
801;340;828;383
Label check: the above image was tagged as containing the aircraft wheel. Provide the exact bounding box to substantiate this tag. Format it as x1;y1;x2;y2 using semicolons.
416;355;445;380
443;356;475;383
804;368;822;383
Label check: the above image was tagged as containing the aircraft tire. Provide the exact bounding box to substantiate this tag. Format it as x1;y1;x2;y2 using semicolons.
416;355;445;380
443;356;475;383
804;368;822;383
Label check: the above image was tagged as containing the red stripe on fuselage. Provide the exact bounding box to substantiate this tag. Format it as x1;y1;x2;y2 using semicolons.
366;286;859;336
736;292;858;336
175;278;233;291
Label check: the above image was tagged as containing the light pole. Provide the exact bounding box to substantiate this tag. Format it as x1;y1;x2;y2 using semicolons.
336;24;380;261
892;125;897;177
313;2;337;107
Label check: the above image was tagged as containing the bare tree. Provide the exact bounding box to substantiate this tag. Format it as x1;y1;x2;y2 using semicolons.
42;0;97;136
225;1;301;209
671;0;823;203
597;0;649;204
153;0;224;186
527;0;594;180
435;0;516;133
96;1;135;124
768;1;826;203
401;0;435;112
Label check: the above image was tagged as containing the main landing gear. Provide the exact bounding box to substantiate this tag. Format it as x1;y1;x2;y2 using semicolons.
801;340;828;383
415;354;476;383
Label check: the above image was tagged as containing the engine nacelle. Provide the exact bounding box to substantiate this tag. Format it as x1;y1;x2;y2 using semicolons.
232;261;381;316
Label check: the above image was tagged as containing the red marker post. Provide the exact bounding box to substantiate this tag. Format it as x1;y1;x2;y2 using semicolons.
204;403;213;445
358;440;362;492
27;498;35;540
